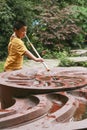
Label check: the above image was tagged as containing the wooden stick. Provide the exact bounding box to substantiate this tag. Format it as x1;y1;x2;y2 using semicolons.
25;35;50;71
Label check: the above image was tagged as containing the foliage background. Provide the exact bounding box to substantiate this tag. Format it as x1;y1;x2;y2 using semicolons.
0;0;87;60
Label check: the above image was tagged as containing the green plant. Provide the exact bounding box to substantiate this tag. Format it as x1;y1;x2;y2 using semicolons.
58;51;76;67
71;6;87;46
0;61;5;72
76;61;87;67
59;58;76;67
58;51;87;67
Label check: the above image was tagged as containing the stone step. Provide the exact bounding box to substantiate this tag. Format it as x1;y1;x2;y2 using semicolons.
71;49;87;56
69;56;87;62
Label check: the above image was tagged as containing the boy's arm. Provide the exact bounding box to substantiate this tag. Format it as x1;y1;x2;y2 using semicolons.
24;50;44;62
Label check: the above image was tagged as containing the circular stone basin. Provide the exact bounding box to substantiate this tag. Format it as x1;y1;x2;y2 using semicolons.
0;68;87;94
68;89;87;121
51;90;87;130
0;95;52;129
45;93;78;123
3;93;78;130
46;93;68;113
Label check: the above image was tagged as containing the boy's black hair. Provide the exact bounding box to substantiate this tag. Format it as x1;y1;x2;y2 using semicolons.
13;20;27;30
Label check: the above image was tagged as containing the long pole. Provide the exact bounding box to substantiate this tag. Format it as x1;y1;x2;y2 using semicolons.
25;35;50;71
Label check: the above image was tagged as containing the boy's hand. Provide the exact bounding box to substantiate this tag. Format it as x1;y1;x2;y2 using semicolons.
35;58;44;62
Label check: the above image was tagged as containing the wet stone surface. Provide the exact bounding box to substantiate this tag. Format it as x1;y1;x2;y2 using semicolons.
0;60;87;129
0;67;87;93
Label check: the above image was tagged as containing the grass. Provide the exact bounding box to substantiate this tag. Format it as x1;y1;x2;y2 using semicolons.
0;61;5;72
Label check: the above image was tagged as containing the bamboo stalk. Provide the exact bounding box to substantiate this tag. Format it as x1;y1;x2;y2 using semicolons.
25;35;50;71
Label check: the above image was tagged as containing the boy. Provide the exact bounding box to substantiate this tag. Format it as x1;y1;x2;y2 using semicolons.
4;20;44;71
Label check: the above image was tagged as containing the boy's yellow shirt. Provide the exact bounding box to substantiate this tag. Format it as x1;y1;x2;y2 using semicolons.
4;36;27;71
